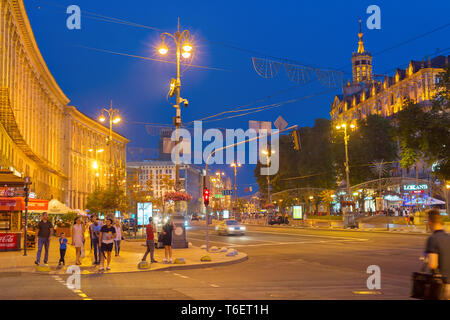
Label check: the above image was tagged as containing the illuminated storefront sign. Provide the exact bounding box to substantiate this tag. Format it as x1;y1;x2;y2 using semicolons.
403;184;428;191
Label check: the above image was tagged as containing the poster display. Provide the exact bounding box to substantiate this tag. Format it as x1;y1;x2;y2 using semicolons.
137;202;153;225
292;205;303;220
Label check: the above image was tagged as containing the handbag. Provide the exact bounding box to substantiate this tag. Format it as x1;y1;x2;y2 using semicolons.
411;262;447;300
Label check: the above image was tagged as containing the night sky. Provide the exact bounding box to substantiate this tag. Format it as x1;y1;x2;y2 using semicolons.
25;0;450;196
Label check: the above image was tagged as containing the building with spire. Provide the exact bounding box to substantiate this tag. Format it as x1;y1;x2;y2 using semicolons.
330;20;449;123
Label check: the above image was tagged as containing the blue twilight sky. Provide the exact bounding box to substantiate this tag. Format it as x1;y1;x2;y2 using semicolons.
25;0;450;196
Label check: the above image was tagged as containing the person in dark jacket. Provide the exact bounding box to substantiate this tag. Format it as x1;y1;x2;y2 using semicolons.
424;209;449;299
162;218;174;263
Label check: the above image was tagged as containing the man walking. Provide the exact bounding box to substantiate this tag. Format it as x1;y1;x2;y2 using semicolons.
35;212;53;266
142;217;158;263
89;215;102;265
424;209;449;299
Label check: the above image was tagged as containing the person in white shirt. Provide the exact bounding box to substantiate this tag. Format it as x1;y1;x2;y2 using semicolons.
113;219;123;257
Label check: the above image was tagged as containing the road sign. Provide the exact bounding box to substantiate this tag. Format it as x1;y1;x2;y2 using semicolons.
274;116;288;130
222;190;233;196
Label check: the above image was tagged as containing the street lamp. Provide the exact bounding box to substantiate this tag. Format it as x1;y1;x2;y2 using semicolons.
99;101;121;188
446;183;450;216
157;20;194;193
230;162;242;219
262;149;276;204
335;122;356;207
89;148;104;188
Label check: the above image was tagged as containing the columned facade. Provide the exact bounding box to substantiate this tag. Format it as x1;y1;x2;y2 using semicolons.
65;107;129;210
0;0;129;209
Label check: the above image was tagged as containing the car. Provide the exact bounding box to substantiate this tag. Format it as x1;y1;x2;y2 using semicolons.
215;219;246;236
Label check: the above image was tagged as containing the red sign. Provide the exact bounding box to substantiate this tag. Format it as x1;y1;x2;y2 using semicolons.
0;198;48;211
412;190;424;194
28;199;48;211
0;233;18;250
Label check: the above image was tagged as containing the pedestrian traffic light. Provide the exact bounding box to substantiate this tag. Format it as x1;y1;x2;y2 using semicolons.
292;129;300;151
203;188;210;206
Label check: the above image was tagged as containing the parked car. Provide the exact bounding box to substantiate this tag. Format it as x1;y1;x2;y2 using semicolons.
215;219;246;236
268;215;288;225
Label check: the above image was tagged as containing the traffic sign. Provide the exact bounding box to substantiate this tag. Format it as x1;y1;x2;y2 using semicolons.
222;190;233;196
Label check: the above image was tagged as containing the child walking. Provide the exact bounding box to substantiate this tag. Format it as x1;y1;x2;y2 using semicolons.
59;232;68;266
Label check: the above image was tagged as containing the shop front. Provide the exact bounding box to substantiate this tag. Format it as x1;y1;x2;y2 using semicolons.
0;197;49;251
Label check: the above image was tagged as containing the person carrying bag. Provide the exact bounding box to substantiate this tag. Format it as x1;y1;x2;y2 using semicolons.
411;209;449;300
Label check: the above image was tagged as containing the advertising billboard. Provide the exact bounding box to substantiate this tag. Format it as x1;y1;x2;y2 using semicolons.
137;202;153;226
223;210;230;219
292;206;303;220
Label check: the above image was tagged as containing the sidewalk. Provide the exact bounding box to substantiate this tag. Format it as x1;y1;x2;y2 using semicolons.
0;238;247;275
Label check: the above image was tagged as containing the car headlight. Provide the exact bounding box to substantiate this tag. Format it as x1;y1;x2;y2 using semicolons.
215;226;218;230
228;227;234;231
240;226;246;230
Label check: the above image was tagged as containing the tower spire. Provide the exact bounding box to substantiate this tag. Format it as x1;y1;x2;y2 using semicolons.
357;18;365;54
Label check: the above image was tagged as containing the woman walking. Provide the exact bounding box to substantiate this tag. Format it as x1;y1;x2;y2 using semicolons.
71;216;85;265
113;219;123;257
162;217;174;263
99;218;116;271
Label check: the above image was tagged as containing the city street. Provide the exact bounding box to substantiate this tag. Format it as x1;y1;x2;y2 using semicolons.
0;225;428;300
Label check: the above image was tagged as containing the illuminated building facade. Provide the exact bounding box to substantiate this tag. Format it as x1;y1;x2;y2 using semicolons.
0;0;128;209
330;27;448;123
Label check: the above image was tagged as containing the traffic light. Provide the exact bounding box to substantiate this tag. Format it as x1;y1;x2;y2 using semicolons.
203;188;210;206
292;129;300;151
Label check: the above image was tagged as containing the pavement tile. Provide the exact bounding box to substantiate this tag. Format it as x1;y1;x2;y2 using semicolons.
0;238;247;274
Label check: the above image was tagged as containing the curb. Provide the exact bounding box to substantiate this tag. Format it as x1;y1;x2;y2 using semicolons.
0;253;249;275
241;223;429;236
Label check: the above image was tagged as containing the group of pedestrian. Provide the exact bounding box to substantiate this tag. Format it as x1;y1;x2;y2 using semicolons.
34;212;124;271
142;216;175;264
34;212;178;270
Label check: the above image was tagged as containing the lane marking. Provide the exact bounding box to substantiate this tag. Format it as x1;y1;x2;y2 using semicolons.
210;284;220;288
353;290;382;295
189;228;369;242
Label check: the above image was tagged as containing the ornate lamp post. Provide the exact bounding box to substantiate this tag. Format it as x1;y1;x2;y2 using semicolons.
99;101;121;188
230;162;241;218
157;21;194;194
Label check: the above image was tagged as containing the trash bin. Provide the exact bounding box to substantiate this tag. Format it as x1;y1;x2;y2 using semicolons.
344;213;356;229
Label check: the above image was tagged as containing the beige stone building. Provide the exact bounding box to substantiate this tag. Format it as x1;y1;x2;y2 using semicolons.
0;0;128;209
330;28;448;122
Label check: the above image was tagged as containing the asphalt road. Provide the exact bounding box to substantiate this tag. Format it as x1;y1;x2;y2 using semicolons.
0;225;428;300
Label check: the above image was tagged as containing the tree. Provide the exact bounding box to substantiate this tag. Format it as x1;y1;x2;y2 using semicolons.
254;118;337;202
333;114;398;186
395;66;450;180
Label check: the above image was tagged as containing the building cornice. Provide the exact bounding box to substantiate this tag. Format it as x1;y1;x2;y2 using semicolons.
65;106;130;144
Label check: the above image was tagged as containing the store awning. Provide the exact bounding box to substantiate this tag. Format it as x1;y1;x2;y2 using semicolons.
75;209;88;216
46;199;71;214
0;198;48;211
0;171;26;187
404;197;446;206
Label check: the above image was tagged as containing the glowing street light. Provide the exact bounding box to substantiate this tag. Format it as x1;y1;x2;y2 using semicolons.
157;21;194;193
335;121;357;207
98;100;121;188
230;162;242;218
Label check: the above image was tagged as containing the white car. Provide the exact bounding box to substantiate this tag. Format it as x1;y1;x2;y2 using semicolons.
215;220;246;236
